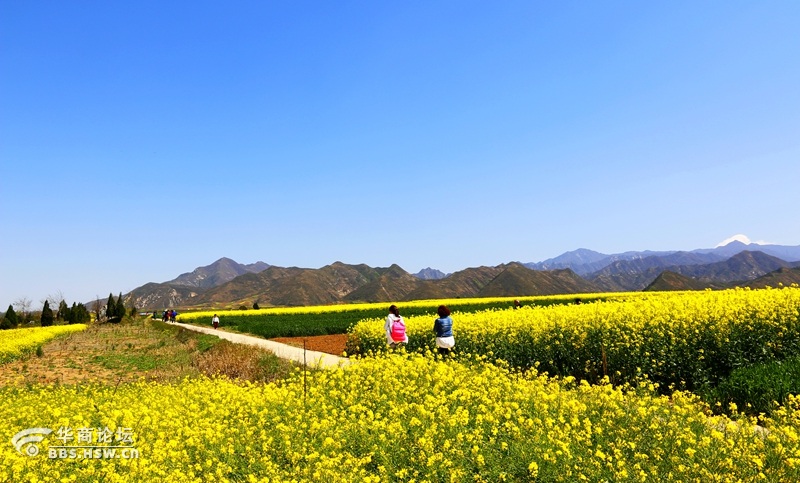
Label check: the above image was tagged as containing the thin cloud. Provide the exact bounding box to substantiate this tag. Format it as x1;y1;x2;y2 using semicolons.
715;234;771;247
715;234;751;247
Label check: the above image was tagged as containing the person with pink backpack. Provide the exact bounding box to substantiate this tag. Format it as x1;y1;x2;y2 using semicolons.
384;304;408;349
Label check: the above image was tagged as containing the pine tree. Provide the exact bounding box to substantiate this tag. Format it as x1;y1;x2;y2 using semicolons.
115;293;126;319
1;305;17;329
66;302;77;324
72;303;90;324
40;300;54;327
57;300;69;321
106;293;116;319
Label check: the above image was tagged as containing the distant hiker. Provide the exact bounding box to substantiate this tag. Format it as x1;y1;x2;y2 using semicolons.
433;305;455;356
385;304;407;349
514;299;521;309
212;314;220;329
169;310;177;322
162;310;168;322
575;298;582;305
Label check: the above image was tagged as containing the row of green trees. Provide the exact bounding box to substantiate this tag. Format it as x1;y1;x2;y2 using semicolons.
0;300;91;330
105;292;135;322
54;300;91;325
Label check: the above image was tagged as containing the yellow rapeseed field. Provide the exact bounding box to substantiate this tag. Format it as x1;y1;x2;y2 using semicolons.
177;293;639;322
0;325;87;364
2;354;799;482
3;288;799;481
350;287;800;390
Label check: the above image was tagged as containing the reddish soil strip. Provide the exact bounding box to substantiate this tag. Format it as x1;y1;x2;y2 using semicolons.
270;334;348;356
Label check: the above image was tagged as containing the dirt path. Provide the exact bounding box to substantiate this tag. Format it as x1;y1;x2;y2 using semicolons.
174;323;350;368
269;334;347;356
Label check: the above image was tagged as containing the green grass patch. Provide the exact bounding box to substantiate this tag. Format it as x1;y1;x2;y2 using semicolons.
194;334;219;353
702;355;800;416
184;296;614;338
90;353;164;371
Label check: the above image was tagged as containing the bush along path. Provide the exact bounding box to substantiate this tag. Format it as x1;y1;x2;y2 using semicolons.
172;322;350;368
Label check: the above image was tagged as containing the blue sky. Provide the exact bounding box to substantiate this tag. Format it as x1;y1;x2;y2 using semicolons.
2;1;799;308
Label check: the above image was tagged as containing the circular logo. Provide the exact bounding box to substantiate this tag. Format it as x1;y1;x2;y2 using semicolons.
11;428;53;457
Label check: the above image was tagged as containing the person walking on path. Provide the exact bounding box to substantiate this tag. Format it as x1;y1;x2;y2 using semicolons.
433;305;455;356
384;304;408;349
211;314;220;329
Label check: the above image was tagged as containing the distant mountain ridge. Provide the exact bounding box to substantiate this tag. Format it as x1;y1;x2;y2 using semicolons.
121;240;800;310
585;251;724;292
124;260;602;310
693;240;800;261
169;257;270;288
526;241;800;276
129;261;601;309
588;251;795;292
526;248;680;276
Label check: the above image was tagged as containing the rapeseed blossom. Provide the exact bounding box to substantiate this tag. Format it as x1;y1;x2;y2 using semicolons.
0;325;87;364
178;293;636;323
350;287;800;390
2;354;799;481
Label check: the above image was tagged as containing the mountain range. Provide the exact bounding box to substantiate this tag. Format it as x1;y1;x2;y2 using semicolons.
123;241;800;310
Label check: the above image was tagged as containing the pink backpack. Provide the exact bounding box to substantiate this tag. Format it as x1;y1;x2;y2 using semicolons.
390;317;406;342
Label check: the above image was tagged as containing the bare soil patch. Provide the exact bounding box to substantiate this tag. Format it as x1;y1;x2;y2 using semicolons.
270;333;348;356
0;319;293;386
0;321;191;386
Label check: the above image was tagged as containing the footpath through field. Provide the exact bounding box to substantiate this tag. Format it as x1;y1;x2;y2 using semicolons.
173;322;351;368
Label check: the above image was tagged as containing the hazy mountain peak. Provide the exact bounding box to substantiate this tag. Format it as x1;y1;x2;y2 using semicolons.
550;248;609;264
715;234;768;247
524;248;611;276
413;268;448;280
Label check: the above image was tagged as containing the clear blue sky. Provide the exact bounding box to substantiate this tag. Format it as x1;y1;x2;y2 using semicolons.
2;1;799;308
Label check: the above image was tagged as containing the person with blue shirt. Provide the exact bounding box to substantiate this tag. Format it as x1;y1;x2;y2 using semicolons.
433;305;455;356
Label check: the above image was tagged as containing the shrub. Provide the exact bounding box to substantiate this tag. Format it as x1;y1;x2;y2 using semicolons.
1;305;18;330
192;341;293;383
705;355;800;416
